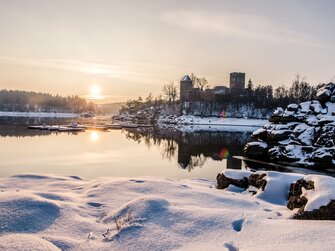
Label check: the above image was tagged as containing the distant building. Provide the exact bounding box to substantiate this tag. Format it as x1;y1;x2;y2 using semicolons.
212;86;229;95
180;75;193;102
230;72;245;90
179;72;247;103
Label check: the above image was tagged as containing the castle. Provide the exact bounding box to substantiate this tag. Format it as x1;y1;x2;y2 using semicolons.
180;72;247;102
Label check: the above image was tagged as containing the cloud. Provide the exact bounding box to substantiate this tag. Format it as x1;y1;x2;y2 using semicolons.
0;56;179;86
160;10;326;49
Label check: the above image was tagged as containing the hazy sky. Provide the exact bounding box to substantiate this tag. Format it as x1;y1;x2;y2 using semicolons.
0;0;334;102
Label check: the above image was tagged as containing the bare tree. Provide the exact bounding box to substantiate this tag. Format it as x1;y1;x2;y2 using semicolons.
190;73;209;90
162;82;178;103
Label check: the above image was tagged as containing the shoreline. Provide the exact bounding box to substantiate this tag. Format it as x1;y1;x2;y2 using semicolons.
0;111;78;118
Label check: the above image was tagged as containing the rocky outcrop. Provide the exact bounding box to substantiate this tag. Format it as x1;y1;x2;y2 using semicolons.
244;82;335;169
217;172;267;190
287;178;314;210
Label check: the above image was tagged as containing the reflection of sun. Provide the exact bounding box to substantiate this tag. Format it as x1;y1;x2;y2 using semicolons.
90;131;99;141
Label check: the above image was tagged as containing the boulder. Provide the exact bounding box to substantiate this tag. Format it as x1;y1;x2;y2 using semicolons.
268;146;284;161
244;141;269;158
251;128;267;141
294;200;335;220
310;149;333;164
286;103;299;112
217;172;267;191
287;178;314;210
269;107;284;123
316;88;331;103
267;129;291;142
216;173;248;190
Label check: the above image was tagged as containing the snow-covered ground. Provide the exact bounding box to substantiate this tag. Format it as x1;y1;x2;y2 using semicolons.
1;171;335;250
0;111;78;118
158;115;267;132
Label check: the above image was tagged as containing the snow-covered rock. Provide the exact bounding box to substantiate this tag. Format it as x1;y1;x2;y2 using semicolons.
245;82;335;169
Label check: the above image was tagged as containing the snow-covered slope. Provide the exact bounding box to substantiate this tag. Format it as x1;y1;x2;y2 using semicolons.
1;173;335;250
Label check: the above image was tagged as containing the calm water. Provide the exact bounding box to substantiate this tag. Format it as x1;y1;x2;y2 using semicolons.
0;117;251;180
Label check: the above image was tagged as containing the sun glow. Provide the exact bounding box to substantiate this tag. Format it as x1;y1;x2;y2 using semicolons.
89;131;99;141
88;85;103;100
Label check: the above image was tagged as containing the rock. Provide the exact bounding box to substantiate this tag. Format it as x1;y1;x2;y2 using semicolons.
248;173;267;190
268;146;284;161
286;103;299;112
251;128;267;141
294;200;335;220
243;141;269;158
267;129;291;142
269;107;284;123
310;149;333;164
216;173;248;190
316;88;331;103
216;172;267;191
325;82;335;92
280;114;301;123
287;178;314;210
297;126;315;146
298;101;311;114
309;101;323;114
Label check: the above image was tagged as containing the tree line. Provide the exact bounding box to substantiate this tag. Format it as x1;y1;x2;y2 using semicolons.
0;89;97;113
120;74;320;114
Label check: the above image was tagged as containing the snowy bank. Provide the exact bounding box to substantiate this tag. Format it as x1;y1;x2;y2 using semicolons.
0;111;78;118
1;173;335;250
157;115;267;132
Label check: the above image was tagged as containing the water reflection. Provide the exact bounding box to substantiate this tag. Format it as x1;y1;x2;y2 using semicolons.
122;128;250;171
0;116;252;179
89;131;100;141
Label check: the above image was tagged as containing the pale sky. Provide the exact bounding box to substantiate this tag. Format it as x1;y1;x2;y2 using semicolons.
0;0;334;102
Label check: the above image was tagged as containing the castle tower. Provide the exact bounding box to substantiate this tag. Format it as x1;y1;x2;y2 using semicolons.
230;72;245;90
180;75;193;102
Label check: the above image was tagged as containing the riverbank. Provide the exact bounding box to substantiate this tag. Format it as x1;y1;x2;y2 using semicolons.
1;171;335;250
0;111;78;118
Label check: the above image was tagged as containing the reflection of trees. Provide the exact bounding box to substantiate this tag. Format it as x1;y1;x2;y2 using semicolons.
161;139;177;161
186;155;207;172
122;127;250;171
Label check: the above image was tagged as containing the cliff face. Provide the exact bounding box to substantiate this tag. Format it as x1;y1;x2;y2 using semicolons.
244;82;335;169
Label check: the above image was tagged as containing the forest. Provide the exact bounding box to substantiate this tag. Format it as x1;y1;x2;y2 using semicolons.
0;90;97;113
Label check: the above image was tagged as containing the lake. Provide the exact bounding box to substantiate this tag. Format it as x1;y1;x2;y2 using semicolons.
0;117;252;180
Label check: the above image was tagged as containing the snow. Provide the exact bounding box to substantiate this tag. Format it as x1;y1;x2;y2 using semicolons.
157;116;267;132
160;115;267;126
0;111;78;118
1;172;335;250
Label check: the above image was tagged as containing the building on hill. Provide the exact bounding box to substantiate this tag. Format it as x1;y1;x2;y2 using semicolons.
230;72;245;90
179;72;247;103
180;75;193;102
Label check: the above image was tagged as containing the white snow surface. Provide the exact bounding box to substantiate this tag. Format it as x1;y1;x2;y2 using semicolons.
0;111;78;118
158;115;267;132
1;172;335;250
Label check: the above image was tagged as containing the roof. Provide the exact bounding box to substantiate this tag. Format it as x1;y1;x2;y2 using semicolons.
181;75;192;81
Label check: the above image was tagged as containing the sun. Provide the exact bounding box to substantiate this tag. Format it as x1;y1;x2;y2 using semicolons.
90;85;101;97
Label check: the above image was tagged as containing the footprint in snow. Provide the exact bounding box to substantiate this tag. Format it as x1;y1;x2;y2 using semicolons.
231;218;244;232
223;242;239;251
87;202;104;208
129;179;145;183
